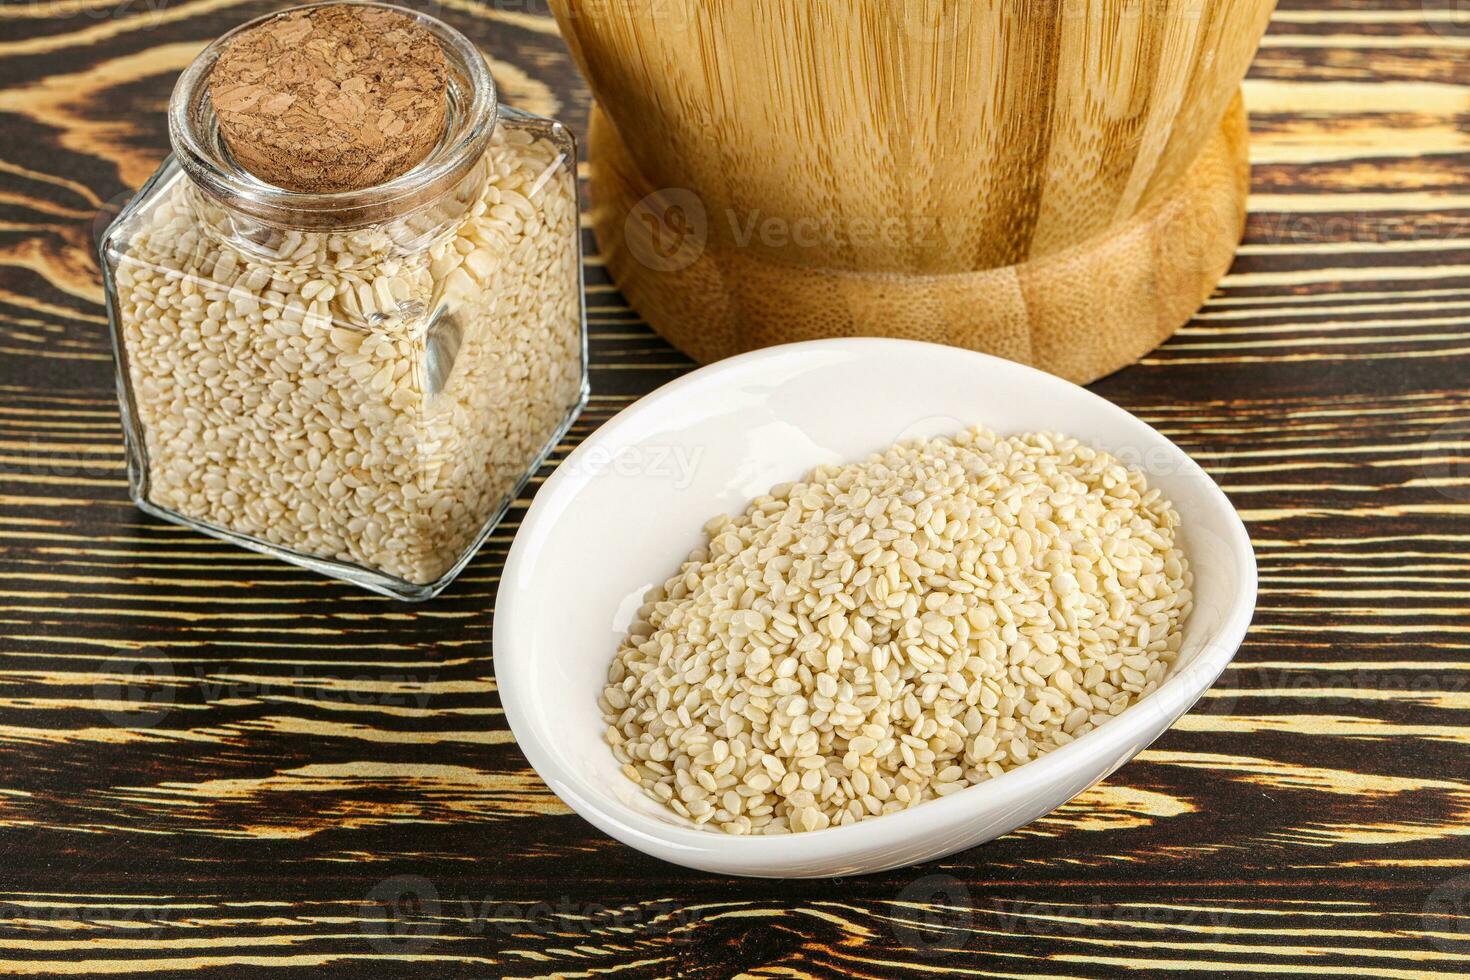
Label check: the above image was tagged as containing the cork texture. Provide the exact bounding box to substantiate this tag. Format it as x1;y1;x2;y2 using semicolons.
209;4;448;193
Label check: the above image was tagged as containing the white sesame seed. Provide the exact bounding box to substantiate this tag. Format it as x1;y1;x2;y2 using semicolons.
605;427;1190;834
113;125;582;586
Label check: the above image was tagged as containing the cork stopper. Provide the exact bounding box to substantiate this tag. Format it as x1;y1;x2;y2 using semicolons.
209;3;449;194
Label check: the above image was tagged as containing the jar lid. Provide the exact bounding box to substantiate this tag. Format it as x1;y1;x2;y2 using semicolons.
209;3;448;193
169;1;497;230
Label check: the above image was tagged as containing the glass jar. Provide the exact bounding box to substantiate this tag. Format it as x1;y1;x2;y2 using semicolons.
100;3;587;600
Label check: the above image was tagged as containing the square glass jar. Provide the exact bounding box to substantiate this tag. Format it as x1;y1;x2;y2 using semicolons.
100;4;587;600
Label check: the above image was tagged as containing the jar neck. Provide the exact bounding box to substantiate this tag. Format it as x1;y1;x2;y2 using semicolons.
168;1;497;233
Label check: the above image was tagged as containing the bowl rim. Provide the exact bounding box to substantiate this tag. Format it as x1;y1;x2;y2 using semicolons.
495;337;1257;872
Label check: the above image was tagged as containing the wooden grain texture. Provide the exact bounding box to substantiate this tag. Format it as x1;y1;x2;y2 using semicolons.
560;0;1269;382
553;0;1274;269
584;93;1250;383
0;0;1466;977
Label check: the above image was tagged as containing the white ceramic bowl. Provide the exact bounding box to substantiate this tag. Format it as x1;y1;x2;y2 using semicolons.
496;339;1255;878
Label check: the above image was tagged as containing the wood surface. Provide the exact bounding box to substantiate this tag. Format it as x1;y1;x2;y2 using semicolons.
0;0;1467;977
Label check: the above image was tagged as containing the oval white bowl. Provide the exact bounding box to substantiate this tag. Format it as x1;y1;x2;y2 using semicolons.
496;338;1256;878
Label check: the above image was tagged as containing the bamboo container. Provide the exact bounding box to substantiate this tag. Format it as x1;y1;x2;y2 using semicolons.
551;0;1275;383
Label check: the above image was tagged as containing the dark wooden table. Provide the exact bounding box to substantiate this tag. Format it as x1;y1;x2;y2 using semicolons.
1;1;1467;976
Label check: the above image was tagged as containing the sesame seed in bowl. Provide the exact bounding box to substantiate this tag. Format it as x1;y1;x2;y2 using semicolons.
495;338;1255;878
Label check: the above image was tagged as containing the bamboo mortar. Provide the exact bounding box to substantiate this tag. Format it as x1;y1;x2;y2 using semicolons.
552;0;1276;382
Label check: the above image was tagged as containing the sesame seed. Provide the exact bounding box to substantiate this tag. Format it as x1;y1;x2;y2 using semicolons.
605;427;1191;834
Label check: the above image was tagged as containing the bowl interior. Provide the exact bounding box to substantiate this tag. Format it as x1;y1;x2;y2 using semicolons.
498;340;1253;854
